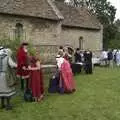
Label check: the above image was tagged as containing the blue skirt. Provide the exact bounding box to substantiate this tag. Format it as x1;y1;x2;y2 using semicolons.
48;71;64;94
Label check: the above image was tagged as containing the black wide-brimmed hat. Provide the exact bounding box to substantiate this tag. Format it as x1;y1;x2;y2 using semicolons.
21;42;29;46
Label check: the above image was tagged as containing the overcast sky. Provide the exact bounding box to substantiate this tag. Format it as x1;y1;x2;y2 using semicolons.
65;0;120;20
107;0;120;20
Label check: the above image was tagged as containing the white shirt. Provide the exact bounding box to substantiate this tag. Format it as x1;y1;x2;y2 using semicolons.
8;57;17;68
101;51;108;59
56;57;64;69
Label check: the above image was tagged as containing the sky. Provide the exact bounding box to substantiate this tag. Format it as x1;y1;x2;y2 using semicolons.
107;0;120;20
65;0;120;20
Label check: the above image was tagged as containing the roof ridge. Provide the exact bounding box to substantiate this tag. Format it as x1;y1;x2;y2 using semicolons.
47;0;64;20
0;0;62;20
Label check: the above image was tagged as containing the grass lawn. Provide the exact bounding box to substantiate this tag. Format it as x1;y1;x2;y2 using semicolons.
1;67;120;120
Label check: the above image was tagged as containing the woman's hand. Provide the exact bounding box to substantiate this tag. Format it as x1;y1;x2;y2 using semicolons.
22;66;29;70
22;66;26;70
28;66;32;70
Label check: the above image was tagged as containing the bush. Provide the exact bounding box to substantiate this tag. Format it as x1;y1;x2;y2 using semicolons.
0;37;36;59
0;37;20;59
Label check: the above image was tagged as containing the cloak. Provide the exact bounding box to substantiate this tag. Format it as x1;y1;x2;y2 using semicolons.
16;46;29;78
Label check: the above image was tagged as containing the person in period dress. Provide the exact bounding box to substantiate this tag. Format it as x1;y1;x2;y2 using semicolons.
16;42;30;90
56;52;76;93
58;46;64;53
63;47;72;64
27;56;44;102
48;56;60;93
72;48;82;74
0;48;17;110
84;49;93;74
74;48;82;63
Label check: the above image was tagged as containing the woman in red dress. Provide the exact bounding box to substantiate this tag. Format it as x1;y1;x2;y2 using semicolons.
60;58;75;93
28;56;44;102
56;52;76;93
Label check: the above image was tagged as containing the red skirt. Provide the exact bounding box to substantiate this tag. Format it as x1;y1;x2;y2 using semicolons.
16;66;29;79
29;69;44;98
60;59;75;93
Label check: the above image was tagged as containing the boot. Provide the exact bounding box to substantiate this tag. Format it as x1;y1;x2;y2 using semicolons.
1;97;5;109
5;97;12;110
26;79;29;89
21;78;24;90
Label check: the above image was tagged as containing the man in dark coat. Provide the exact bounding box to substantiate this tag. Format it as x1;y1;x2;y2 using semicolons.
74;48;81;63
84;50;92;74
71;48;82;74
107;49;113;67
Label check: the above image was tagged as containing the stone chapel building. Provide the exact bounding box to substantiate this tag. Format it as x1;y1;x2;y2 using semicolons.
0;0;103;63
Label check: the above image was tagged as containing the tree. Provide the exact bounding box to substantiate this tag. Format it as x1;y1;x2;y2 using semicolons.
73;0;117;48
115;19;120;32
55;0;117;49
108;19;120;48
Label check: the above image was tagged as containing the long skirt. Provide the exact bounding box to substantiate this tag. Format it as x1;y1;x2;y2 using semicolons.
60;60;76;93
0;73;16;98
29;70;44;98
48;70;59;93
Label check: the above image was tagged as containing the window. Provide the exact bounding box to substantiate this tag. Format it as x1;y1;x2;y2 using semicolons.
15;23;23;41
79;36;83;50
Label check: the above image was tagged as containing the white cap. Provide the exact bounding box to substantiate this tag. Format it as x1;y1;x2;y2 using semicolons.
0;46;4;50
56;55;60;58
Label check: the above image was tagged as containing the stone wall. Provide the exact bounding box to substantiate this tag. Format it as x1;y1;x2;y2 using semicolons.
0;14;61;63
0;14;103;62
60;26;103;56
35;45;58;63
0;14;61;44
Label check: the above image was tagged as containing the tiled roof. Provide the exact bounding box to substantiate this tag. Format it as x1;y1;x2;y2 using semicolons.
55;2;101;30
0;0;101;29
0;0;63;20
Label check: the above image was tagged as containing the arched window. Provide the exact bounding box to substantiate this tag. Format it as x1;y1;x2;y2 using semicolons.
79;36;83;50
15;23;23;40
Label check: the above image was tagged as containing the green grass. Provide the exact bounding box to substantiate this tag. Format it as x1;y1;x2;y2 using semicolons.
1;67;120;120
